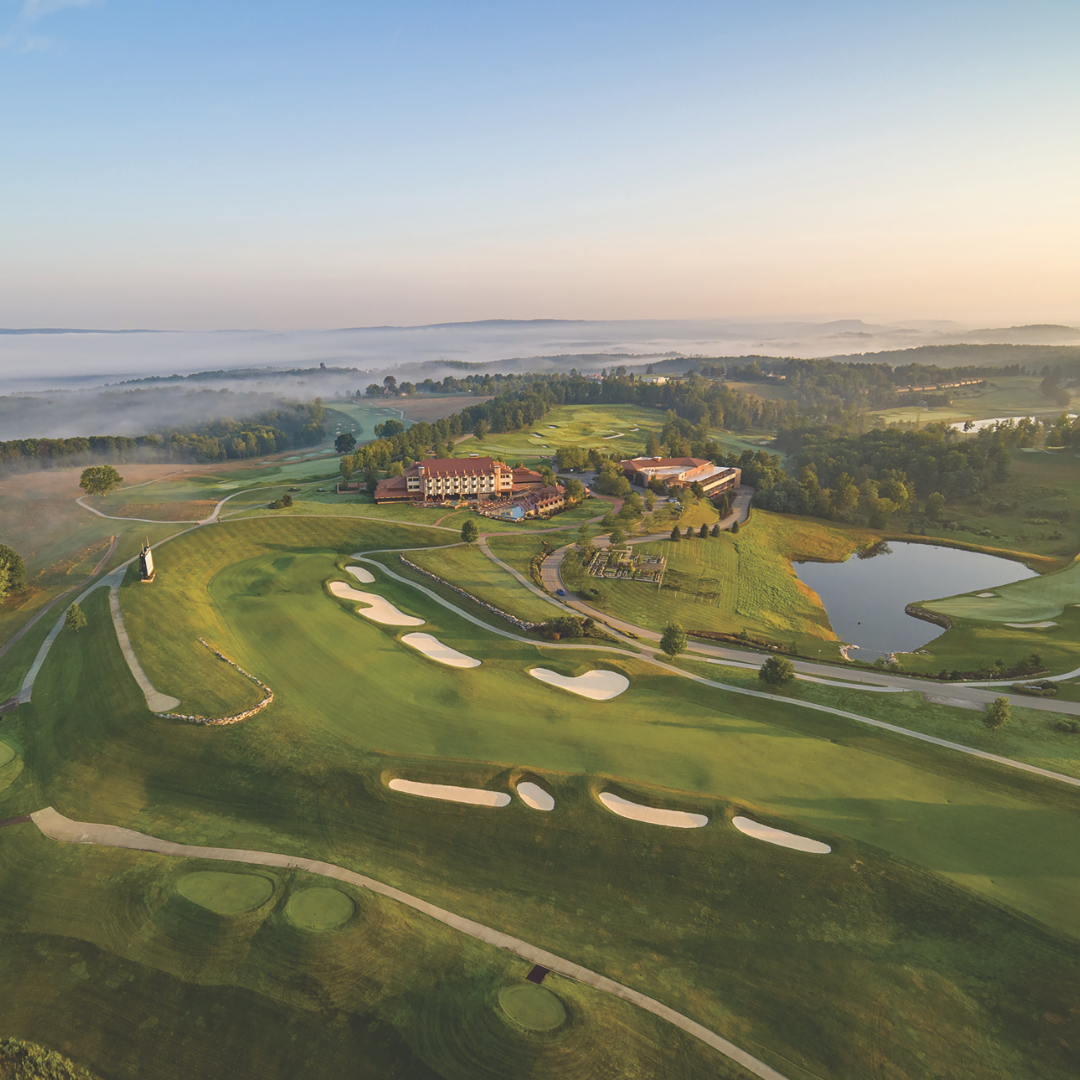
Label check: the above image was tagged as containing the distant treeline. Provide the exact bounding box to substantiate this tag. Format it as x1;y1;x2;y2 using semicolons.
0;402;325;474
741;421;1041;526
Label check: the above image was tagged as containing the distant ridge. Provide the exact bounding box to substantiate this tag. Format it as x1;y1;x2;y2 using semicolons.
325;318;585;332
0;327;164;335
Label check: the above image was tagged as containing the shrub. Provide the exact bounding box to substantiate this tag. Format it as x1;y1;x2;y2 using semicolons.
759;656;795;687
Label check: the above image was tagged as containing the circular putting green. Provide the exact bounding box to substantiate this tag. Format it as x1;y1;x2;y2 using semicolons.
0;743;16;767
176;870;274;914
285;886;354;930
497;983;566;1032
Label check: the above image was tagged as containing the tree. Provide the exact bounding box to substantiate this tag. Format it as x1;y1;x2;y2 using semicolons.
340;455;355;482
383;375;397;392
65;602;87;634
79;465;123;496
669;525;681;542
926;491;946;521
710;523;720;537
334;432;357;454
461;519;480;544
731;519;740;534
659;622;687;658
474;419;488;441
983;696;1011;734
698;523;709;538
759;655;795;687
564;478;585;503
609;526;625;546
685;526;693;538
0;545;26;603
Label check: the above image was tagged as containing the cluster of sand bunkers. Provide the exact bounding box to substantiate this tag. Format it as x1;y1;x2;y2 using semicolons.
386;776;830;852
333;562;829;853
328;564;630;697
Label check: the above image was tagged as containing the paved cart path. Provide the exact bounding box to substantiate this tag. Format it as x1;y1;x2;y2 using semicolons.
24;806;792;1080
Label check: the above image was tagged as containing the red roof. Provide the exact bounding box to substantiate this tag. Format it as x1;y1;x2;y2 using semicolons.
373;474;411;501
417;457;502;477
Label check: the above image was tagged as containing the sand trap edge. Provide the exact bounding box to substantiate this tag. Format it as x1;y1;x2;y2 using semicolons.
598;792;707;829
732;816;831;853
389;779;510;807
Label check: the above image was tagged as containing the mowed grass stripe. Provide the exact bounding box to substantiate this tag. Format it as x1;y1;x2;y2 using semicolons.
11;573;1080;1079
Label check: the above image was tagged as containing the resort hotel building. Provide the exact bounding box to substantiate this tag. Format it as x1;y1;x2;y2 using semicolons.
618;456;741;497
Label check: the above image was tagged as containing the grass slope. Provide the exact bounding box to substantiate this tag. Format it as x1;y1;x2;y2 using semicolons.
570;511;861;653
5;517;1080;1078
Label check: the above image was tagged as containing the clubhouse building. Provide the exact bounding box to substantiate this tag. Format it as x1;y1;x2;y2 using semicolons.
619;456;741;498
374;456;548;504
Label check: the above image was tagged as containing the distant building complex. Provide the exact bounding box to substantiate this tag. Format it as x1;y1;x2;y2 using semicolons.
374;457;566;519
618;457;741;498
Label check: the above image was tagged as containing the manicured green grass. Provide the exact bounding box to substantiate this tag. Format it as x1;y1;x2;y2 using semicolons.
8;515;1080;1079
176;869;275;913
284;886;355;930
453;404;666;464
405;543;561;624
119;517;457;715
0;827;726;1080
0;742;15;766
871;375;1060;426
498;983;566;1030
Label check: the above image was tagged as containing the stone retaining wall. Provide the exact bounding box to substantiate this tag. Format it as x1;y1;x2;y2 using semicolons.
155;639;274;726
398;557;542;632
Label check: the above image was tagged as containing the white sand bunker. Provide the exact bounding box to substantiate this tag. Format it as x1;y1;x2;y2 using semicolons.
388;779;510;807
1004;621;1058;628
732;816;831;854
516;782;555;811
346;565;375;584
328;581;424;626
976;592;996;598
599;792;707;829
529;668;629;700
401;633;481;668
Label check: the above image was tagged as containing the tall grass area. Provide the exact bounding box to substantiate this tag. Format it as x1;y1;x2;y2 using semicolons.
569;510;864;652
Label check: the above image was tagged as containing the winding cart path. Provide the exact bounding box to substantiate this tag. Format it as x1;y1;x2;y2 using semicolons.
22;806;792;1080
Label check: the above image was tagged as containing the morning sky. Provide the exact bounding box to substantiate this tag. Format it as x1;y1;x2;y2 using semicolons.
2;0;1078;329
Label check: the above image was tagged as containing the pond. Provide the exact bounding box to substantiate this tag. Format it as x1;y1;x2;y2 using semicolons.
794;541;1037;660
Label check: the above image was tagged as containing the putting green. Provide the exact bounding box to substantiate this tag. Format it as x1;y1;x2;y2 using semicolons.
176;871;274;914
284;886;354;930
497;984;566;1031
0;742;16;767
926;559;1080;622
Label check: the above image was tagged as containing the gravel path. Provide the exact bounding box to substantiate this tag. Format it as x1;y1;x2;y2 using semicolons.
26;806;791;1080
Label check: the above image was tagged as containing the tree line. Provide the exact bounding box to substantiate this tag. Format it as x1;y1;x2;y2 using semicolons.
742;422;1029;526
0;402;326;475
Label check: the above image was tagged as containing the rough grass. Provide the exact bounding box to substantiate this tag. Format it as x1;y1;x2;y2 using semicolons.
576;511;861;651
914;449;1080;565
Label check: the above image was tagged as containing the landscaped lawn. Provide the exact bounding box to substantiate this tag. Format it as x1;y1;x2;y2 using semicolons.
4;513;1080;1080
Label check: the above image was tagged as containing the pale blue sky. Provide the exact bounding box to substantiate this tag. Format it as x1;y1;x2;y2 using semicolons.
2;0;1078;328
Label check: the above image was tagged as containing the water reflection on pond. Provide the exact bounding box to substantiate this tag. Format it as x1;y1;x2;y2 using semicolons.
794;541;1036;660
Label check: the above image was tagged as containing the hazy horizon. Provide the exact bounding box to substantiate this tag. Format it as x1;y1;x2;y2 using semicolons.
2;315;1079;395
